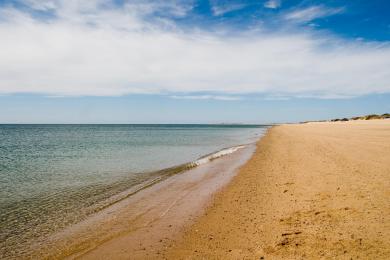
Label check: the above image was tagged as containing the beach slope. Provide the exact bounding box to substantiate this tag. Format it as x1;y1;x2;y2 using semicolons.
166;120;390;259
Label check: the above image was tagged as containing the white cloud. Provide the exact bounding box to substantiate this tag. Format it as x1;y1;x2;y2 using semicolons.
264;0;281;9
284;5;344;23
0;1;389;98
21;0;58;11
211;3;246;16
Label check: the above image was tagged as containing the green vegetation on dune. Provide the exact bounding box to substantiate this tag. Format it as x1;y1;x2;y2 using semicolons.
332;113;389;122
302;113;389;124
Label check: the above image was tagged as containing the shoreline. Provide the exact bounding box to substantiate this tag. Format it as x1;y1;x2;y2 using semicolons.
165;119;390;259
28;137;262;259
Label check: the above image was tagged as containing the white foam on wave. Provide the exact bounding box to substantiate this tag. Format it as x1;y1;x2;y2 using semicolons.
190;145;246;167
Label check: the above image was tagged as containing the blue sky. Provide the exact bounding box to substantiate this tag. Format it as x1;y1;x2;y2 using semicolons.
1;93;389;124
0;0;389;123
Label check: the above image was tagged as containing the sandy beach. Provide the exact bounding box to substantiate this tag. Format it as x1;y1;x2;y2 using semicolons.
166;120;390;259
2;1;389;259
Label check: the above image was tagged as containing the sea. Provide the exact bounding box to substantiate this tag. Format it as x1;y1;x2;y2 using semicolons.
0;124;268;258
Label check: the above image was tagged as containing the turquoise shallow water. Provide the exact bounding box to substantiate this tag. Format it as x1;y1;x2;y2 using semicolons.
0;124;268;258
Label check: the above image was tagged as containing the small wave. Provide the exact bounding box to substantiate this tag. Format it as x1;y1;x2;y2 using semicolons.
189;145;246;167
94;145;247;212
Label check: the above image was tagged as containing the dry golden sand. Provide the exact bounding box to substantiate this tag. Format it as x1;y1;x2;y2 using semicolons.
165;120;390;259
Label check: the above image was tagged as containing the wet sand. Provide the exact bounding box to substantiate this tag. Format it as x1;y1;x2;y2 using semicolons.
166;120;390;259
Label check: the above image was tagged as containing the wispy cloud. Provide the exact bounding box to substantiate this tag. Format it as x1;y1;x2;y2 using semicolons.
0;1;389;99
264;0;281;9
263;95;290;101
170;95;242;101
211;3;247;16
284;5;344;23
20;0;58;11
